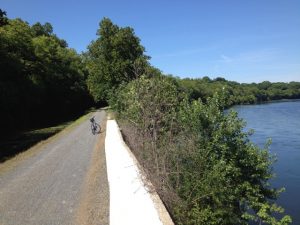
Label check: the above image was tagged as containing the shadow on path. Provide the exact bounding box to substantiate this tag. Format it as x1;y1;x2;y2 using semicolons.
0;124;68;163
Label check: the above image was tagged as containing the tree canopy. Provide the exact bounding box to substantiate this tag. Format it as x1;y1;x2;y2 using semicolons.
178;77;300;106
0;9;8;26
0;11;92;135
86;18;149;103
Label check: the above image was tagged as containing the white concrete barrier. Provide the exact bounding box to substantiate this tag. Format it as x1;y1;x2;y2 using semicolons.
105;120;174;225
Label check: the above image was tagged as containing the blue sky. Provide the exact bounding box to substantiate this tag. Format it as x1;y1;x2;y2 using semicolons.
1;0;300;83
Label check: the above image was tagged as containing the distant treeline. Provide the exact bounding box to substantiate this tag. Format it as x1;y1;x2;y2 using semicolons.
178;77;300;106
0;10;92;136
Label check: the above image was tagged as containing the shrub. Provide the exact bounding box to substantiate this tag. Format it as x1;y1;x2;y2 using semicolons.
112;75;291;225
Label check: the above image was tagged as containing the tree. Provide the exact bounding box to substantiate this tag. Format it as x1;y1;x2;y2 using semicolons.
0;9;8;26
0;13;91;135
0;18;35;133
32;22;53;36
86;17;149;103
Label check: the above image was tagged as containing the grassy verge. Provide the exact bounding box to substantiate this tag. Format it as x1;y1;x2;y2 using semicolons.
0;108;96;163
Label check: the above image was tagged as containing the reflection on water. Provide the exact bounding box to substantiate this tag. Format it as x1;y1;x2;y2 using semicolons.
232;100;300;224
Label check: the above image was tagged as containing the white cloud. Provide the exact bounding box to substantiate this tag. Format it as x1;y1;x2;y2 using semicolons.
219;48;278;64
220;54;233;63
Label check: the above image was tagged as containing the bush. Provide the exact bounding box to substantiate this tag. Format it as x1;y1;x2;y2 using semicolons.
112;75;291;225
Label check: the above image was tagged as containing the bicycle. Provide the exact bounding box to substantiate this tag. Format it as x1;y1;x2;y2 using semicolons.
90;117;101;135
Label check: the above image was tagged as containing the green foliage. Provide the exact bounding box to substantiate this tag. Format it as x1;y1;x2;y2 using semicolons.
176;95;291;224
32;22;53;36
178;77;300;106
111;75;178;125
0;12;92;135
0;9;8;26
114;76;292;225
86;18;149;103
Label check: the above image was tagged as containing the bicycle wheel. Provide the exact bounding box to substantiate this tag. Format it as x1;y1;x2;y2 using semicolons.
94;123;101;134
91;123;96;135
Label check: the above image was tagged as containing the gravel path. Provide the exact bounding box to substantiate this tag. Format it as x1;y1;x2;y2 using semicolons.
0;110;109;225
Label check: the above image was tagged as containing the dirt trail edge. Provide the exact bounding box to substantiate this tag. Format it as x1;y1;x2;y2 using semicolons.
74;118;109;225
0;110;109;225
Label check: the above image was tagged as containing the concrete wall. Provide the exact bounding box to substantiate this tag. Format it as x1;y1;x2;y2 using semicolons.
105;120;174;225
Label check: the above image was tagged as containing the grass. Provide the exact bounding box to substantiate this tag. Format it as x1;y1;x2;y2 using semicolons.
0;108;96;163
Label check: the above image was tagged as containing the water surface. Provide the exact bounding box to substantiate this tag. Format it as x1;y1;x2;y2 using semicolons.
233;100;300;224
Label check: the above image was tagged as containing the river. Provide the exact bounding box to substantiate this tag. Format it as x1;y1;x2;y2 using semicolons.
232;100;300;224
